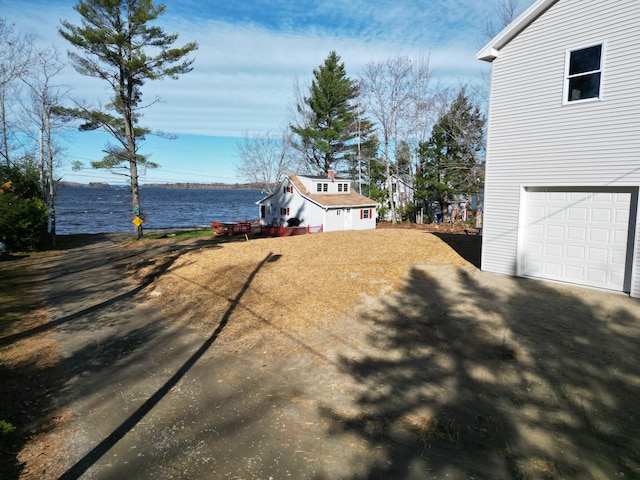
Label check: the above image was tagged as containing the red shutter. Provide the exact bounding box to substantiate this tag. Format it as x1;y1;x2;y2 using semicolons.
287;208;290;215
369;208;372;218
360;209;363;219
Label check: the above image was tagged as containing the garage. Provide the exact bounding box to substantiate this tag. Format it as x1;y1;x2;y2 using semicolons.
521;188;636;292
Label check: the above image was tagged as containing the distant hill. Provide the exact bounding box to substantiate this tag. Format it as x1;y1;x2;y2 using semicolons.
58;181;261;190
142;182;261;190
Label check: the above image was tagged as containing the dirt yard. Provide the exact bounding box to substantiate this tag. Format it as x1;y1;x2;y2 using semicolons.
4;226;640;479
138;227;639;479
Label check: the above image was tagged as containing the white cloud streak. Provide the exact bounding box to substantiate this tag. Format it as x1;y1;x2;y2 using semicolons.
3;0;504;137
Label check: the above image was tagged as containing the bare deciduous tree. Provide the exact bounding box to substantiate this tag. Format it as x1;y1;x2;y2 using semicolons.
359;54;433;223
485;0;523;40
0;18;33;167
20;47;68;246
235;126;301;193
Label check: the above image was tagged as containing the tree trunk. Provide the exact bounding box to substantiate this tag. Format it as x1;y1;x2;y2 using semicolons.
384;138;397;224
45;109;56;248
0;92;9;168
130;159;143;240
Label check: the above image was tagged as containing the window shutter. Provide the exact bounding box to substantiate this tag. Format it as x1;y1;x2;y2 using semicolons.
287;208;290;215
369;208;372;218
360;209;363;219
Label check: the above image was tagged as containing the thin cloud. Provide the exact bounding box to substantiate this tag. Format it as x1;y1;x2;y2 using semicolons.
2;0;512;183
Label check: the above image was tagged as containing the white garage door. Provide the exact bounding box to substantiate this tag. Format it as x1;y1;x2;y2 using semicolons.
523;189;632;292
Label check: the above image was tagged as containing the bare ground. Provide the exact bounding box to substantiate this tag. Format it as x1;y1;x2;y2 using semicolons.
3;225;640;479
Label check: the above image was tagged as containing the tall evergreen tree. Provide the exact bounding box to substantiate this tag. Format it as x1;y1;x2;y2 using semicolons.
291;51;363;175
416;87;485;221
59;0;197;239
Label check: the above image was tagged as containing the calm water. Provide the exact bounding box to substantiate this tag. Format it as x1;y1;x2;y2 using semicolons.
55;186;264;235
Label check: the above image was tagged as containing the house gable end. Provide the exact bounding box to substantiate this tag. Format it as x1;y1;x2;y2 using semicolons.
477;0;558;62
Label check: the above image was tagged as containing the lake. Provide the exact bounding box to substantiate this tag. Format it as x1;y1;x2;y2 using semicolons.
55;186;265;235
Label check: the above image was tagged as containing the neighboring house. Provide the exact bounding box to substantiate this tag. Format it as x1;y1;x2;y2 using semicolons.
381;175;415;221
257;171;378;232
477;0;640;298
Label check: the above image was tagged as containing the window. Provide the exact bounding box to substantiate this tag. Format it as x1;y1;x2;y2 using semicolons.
338;183;343;192
280;207;289;215
361;208;370;219
565;44;603;103
344;183;349;193
316;183;322;192
283;185;293;193
323;183;328;192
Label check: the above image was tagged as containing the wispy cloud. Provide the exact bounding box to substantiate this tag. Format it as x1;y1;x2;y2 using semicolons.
5;0;500;136
2;0;513;182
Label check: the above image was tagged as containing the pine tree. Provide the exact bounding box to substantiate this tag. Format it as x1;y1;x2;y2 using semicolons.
59;0;197;239
416;88;485;222
291;51;363;175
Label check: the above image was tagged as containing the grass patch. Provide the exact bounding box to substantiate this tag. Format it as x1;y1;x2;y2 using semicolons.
145;228;214;241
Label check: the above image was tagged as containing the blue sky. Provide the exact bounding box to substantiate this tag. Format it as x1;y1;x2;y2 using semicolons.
2;0;525;185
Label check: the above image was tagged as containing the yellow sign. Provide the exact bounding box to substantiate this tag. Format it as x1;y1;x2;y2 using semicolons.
132;216;143;227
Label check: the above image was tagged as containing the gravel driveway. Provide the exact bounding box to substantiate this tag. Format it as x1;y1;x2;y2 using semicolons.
18;231;640;479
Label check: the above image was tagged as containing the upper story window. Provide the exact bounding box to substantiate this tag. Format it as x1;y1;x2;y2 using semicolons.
564;44;603;103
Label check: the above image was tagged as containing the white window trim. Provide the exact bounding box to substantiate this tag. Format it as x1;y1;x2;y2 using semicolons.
562;42;606;106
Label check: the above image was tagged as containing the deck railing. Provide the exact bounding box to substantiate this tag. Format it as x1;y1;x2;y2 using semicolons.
211;221;323;237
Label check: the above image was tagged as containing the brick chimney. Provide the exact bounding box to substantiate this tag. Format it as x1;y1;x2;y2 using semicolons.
327;169;335;180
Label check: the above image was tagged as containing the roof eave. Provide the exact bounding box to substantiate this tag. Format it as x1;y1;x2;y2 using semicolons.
476;0;559;62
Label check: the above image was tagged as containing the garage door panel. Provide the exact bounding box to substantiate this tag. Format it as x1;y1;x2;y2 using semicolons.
546;243;563;256
612;250;627;264
544;262;563;276
566;245;585;259
547;225;564;238
565;265;584;281
568;207;588;221
588;247;608;262
588;228;610;243
613;229;629;244
590;208;612;222
523;189;631;292
586;269;608;284
567;226;587;240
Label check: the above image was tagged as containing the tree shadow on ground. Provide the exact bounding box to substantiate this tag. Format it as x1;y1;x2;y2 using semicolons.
57;251;278;479
0;233;231;479
322;264;640;479
432;232;481;268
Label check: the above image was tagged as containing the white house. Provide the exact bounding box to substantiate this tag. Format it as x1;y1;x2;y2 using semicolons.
257;172;378;232
477;0;640;298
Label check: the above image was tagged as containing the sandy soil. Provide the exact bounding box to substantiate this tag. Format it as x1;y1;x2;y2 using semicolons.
5;225;640;479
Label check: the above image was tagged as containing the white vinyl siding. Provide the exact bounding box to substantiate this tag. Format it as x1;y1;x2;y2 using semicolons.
482;0;640;297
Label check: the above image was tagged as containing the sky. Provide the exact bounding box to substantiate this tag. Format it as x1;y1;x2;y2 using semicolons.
2;0;525;185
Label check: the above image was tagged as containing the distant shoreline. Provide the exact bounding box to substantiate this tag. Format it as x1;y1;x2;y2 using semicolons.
58;181;262;190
